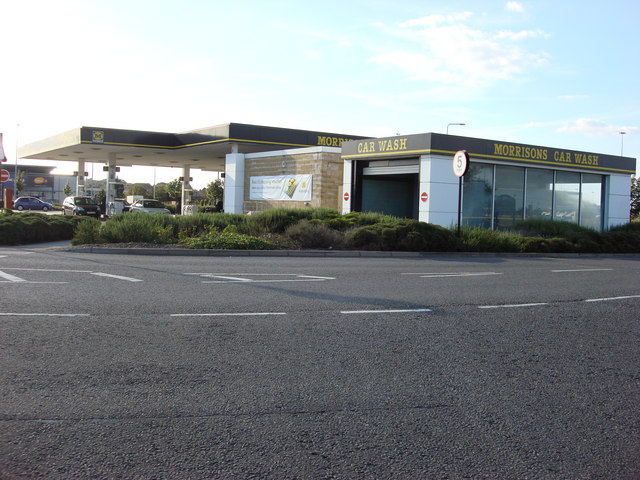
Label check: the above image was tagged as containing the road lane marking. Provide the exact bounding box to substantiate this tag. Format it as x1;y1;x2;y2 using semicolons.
402;272;502;278
90;272;143;282
186;273;335;284
585;295;640;303
171;312;287;317
552;268;613;273
0;270;27;282
478;303;549;309
1;268;93;273
340;308;432;314
0;313;90;317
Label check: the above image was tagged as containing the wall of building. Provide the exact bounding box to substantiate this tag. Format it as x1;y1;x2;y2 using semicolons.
242;147;343;213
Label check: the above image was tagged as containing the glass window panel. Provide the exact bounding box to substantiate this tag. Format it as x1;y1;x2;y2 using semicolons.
525;169;554;220
463;164;493;228
579;174;604;231
494;166;524;230
554;171;580;224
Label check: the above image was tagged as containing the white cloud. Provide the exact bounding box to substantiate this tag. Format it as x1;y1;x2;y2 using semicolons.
335;40;353;48
557;94;590;100
494;29;549;40
370;12;549;88
557;118;637;136
506;2;525;13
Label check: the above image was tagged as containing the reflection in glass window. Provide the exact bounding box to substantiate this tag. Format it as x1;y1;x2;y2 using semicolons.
580;174;604;230
494;166;524;229
525;169;554;220
554;171;580;224
462;164;493;228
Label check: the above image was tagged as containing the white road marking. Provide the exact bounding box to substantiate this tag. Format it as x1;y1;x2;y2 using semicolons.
478;303;549;309
0;313;90;317
402;272;502;278
340;308;432;314
171;312;287;317
187;273;335;284
90;272;143;282
585;295;640;303
0;270;27;282
552;268;613;273
1;267;93;273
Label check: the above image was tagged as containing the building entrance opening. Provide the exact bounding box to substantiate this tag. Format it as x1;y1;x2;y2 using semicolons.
361;173;419;219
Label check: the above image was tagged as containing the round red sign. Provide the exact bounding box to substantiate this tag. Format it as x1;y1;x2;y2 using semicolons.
421;192;428;202
343;192;350;201
0;169;10;182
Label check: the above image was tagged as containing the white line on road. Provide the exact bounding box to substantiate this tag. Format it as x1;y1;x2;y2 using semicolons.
1;268;93;273
585;295;640;303
0;313;90;317
402;272;502;278
0;270;27;282
170;312;287;317
90;272;143;282
478;303;549;309
340;308;432;314
552;268;613;273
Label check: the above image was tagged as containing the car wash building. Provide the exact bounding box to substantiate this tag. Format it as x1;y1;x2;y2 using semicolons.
341;133;636;231
19;124;635;230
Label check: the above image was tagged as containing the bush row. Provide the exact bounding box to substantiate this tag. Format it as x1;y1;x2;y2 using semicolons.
68;209;640;254
3;208;639;253
0;210;84;245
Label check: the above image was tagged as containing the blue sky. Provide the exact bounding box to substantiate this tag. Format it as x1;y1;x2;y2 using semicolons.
1;0;638;186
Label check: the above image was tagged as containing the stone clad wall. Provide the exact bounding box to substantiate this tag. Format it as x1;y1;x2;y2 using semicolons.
243;148;343;213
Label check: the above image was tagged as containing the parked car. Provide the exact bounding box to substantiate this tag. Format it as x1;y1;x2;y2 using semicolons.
13;196;54;211
129;199;171;214
62;196;102;218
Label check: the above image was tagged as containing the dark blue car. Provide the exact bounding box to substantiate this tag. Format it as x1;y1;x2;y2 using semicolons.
13;196;54;211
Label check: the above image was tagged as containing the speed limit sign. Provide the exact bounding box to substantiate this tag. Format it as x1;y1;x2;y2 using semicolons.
453;150;470;177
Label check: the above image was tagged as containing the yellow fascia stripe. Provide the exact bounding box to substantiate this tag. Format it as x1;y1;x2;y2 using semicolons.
80;137;317;150
344;148;635;174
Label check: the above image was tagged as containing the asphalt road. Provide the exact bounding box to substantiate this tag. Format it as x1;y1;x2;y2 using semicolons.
1;247;639;479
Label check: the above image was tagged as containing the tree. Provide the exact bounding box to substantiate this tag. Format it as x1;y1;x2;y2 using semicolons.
125;183;152;198
15;170;25;195
205;179;224;206
165;179;182;201
632;176;640;219
63;182;73;196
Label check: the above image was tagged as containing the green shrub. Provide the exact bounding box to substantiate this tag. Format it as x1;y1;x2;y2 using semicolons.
285;219;346;249
181;225;278;250
347;219;460;251
459;227;523;253
71;218;103;245
0;212;80;245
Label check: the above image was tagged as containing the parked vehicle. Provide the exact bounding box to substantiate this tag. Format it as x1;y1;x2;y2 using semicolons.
62;196;102;218
13;196;54;211
129;199;171;214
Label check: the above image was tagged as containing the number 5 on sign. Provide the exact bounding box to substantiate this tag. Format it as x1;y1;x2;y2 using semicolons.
453;150;469;177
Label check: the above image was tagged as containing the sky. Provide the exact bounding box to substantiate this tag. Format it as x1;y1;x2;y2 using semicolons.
1;0;638;189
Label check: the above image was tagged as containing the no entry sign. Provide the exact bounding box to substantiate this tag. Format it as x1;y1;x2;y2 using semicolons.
343;192;350;201
0;169;10;182
421;192;428;202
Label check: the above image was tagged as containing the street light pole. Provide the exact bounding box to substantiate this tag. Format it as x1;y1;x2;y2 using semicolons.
620;131;626;156
447;123;466;135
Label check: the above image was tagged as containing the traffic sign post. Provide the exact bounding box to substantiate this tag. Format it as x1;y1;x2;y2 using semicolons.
0;169;9;209
453;151;470;236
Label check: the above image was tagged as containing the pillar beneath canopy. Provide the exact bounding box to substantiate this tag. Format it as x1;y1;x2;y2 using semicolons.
76;159;86;195
105;153;118;216
181;165;194;214
224;152;245;213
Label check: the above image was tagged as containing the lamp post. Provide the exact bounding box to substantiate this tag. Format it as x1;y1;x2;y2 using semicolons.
447;123;465;134
620;131;626;156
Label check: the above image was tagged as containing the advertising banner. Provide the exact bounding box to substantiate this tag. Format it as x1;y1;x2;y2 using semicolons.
250;175;312;201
